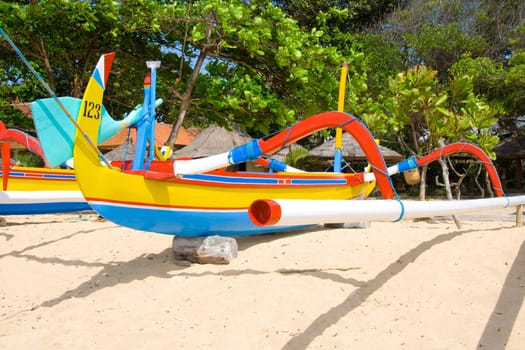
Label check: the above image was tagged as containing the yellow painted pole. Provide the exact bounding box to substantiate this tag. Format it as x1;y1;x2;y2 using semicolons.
333;62;348;172
337;62;348;116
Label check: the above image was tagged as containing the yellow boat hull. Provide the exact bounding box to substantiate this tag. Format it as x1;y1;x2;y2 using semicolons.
72;53;376;236
0;166;89;215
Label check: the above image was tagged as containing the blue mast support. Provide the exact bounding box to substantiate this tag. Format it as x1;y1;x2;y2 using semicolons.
131;61;161;171
146;61;161;168
333;150;342;173
130;74;152;170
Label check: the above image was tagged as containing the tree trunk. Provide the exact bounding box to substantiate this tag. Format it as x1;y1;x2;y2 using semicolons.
485;172;495;197
167;95;191;147
166;12;215;147
38;35;56;92
166;46;208;146
419;164;428;200
437;157;462;229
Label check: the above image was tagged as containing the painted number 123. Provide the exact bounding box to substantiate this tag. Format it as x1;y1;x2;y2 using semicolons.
82;101;101;119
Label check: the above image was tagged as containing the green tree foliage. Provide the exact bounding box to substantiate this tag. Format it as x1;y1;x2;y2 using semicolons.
382;64;498;198
380;0;525;71
0;0;358;143
441;75;498;154
451;52;525;136
383;64;497;154
154;0;351;141
275;0;406;34
380;0;490;78
0;0;521;170
476;0;525;58
274;0;408;134
0;0;161;126
270;0;522;150
384;65;447;154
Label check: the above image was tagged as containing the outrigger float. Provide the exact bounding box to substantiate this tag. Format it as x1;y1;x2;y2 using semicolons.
40;52;522;237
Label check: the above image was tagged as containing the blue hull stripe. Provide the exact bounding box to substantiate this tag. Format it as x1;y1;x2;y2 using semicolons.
182;174;348;185
90;201;311;237
0;202;91;215
1;171;76;181
183;174;279;184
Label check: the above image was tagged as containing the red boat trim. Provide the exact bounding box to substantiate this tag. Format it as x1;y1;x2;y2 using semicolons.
86;197;247;211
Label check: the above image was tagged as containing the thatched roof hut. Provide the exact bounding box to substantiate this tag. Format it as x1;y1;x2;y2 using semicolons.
173;124;252;158
494;135;525;190
103;142;136;161
99;123;198;152
494;135;525;159
308;133;402;162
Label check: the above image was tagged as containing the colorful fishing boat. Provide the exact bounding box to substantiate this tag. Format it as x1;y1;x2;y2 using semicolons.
0;121;90;215
63;53;396;236
66;53;525;238
5;23;520;231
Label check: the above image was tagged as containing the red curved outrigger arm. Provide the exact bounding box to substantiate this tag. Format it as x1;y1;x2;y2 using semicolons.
0;122;9;190
252;114;503;199
415;142;504;197
255;111;396;199
0;127;44;159
0;121;46;190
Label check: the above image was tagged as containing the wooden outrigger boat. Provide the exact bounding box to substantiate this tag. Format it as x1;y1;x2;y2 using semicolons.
3;21;524;239
68;53;391;236
0;165;88;215
0;121;90;215
66;53;525;237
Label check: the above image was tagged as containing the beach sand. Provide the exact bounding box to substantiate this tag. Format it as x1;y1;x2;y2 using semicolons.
0;207;524;349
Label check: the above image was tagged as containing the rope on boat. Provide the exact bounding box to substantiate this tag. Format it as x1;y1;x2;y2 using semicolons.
0;26;114;169
394;199;405;222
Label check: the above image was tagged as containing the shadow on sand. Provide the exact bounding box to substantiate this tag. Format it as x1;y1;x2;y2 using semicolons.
3;221;523;349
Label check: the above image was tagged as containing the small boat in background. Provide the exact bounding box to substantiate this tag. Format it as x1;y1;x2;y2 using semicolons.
0;121;90;215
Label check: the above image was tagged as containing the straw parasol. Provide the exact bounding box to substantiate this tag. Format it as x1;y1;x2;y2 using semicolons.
103;142;136;161
308;133;402;161
494;135;525;159
173;124;252;158
494;135;525;189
